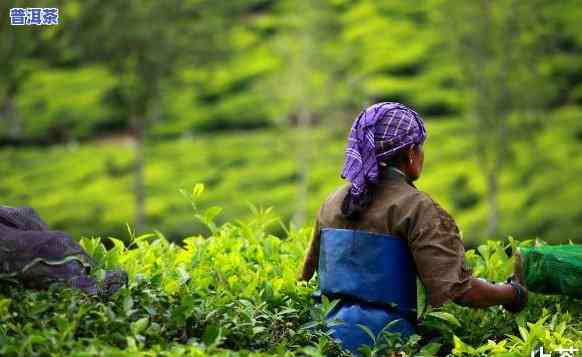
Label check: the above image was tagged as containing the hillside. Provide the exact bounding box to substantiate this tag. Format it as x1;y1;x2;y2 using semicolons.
1;106;581;245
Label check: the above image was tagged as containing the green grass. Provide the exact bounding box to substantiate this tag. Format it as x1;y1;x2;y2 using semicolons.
1;107;582;245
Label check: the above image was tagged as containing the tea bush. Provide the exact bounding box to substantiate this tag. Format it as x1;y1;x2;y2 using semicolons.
2;108;582;245
1;185;582;356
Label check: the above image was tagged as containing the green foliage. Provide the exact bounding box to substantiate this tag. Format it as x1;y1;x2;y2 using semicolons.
3;0;582;140
3;108;582;244
0;190;325;355
3;1;582;351
16;66;117;140
1;190;582;355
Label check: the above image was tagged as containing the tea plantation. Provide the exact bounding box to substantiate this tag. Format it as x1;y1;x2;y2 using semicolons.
1;106;582;246
1;187;582;356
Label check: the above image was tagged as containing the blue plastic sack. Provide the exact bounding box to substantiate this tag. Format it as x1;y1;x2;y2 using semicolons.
316;228;417;354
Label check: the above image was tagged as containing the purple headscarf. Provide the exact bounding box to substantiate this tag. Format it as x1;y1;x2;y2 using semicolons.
341;102;427;204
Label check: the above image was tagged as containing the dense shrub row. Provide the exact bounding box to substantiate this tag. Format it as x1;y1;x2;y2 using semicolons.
2;108;582;244
1;187;581;356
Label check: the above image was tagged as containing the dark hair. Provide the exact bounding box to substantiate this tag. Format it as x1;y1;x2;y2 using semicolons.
340;189;373;220
340;147;412;220
381;148;410;169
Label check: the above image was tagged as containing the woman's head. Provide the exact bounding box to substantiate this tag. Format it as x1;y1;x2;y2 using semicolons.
340;102;427;217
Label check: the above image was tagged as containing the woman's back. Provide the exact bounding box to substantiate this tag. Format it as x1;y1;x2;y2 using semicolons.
303;167;472;307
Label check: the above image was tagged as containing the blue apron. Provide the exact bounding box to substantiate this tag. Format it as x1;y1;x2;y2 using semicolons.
316;228;417;354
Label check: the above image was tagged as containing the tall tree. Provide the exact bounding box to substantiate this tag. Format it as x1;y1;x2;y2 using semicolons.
0;3;60;142
67;0;234;232
263;0;345;226
440;0;551;237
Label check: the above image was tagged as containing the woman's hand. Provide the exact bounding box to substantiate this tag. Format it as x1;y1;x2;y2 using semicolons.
502;276;529;313
454;277;528;312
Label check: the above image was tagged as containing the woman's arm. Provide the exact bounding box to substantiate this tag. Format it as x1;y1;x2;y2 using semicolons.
407;194;528;311
454;277;528;312
299;219;321;282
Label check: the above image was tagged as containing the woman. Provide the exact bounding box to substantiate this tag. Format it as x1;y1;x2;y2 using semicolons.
299;102;527;353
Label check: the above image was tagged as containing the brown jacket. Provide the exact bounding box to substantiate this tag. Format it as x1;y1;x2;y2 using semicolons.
301;168;473;307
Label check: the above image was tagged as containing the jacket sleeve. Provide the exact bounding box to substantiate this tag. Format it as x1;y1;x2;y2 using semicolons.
407;194;473;307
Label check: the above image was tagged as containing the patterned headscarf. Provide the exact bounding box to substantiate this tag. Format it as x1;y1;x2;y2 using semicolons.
341;102;427;204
